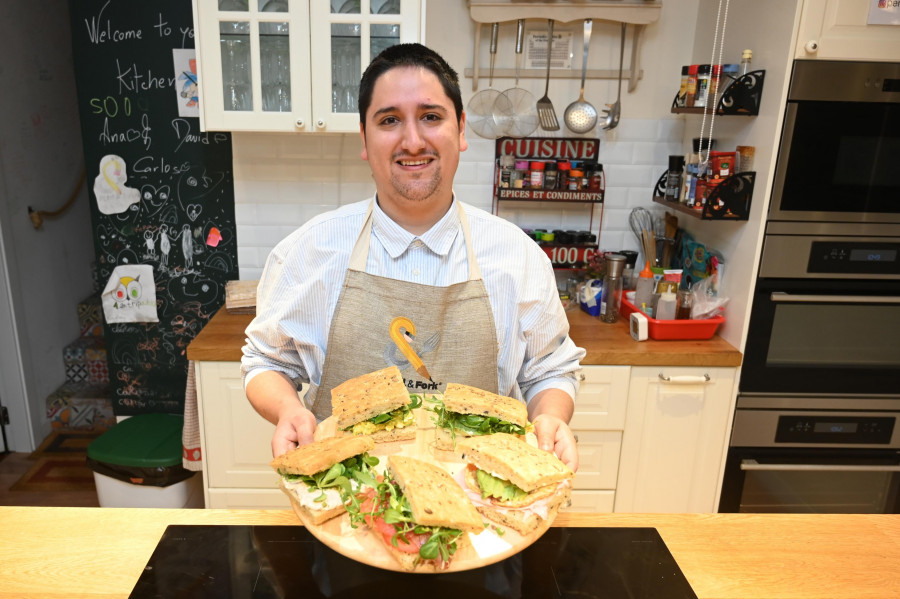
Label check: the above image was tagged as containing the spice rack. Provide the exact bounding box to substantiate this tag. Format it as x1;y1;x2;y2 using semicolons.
493;137;605;270
652;171;755;221
671;70;766;116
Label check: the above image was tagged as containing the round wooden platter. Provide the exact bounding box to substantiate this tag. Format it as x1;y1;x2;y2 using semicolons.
282;407;555;573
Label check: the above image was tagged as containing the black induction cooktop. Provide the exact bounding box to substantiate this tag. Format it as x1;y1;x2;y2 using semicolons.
129;525;696;599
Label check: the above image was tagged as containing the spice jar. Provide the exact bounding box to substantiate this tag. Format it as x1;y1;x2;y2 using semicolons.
529;161;545;189
544;161;558;190
686;64;699;107
498;154;514;188
514;160;529;189
676;65;690;107
568;169;584;191
588;164;605;193
695;64;712;108
557;161;571;191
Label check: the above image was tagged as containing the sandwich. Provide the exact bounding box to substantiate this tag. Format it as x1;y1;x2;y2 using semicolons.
429;383;530;450
331;366;421;442
352;455;484;572
271;436;379;525
456;433;573;535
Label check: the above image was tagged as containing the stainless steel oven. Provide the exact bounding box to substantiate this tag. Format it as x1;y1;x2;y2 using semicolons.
719;396;900;513
769;60;900;224
740;225;900;396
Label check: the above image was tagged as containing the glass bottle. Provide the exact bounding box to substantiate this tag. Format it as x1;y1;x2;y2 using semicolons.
740;49;752;76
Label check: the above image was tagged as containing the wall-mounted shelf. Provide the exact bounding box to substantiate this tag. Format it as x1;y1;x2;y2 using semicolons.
653;172;756;221
466;1;661;92
671;70;766;116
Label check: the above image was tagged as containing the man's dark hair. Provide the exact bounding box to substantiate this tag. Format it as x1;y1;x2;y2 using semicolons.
358;43;463;131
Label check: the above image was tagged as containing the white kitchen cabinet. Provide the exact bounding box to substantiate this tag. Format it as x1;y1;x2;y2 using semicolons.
615;366;736;513
796;0;900;61
192;0;422;132
564;365;629;513
194;360;306;508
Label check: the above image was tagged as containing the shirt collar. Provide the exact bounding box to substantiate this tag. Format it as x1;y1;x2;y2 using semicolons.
372;195;461;259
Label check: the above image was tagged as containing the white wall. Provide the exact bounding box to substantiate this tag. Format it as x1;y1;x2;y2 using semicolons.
679;0;802;350
236;1;701;280
0;0;96;450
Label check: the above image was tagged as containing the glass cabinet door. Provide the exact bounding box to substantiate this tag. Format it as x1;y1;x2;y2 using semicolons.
197;0;311;131
309;0;419;131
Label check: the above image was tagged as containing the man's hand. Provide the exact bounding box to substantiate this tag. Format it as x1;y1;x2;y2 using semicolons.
246;370;317;458
527;388;578;472
532;414;578;472
271;402;316;457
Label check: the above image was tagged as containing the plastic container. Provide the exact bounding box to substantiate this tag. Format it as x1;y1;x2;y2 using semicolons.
87;413;203;508
620;297;725;340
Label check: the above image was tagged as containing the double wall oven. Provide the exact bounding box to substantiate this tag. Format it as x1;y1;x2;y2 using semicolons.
720;60;900;514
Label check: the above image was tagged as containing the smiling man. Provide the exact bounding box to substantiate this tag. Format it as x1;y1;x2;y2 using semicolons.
242;44;585;470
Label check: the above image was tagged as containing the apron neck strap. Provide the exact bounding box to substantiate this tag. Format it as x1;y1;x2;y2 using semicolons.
349;198;482;281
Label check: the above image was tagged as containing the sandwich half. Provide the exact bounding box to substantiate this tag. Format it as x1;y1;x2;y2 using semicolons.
353;455;484;572
429;383;530;450
271;436;379;525
456;433;573;535
331;366;420;442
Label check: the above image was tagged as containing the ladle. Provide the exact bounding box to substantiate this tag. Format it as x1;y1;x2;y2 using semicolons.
602;23;626;130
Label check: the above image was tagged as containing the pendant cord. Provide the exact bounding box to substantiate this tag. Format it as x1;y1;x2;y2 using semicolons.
698;0;731;170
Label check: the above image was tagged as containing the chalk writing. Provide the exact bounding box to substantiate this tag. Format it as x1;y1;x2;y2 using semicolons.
84;1;143;45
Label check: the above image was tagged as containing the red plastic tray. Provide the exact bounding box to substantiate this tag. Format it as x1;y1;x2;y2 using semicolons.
620;298;724;340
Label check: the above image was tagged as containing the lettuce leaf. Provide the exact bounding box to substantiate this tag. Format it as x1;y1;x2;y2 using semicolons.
475;469;528;502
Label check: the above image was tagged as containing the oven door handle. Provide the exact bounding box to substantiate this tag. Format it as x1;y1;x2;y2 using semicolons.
741;459;900;472
770;292;900;304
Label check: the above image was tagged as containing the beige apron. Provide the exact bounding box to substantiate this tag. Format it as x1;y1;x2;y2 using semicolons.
310;200;499;421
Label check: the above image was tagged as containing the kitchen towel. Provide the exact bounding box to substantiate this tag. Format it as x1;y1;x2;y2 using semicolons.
182;361;202;471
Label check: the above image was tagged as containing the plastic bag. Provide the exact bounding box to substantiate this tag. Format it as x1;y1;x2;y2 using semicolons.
691;273;729;319
579;279;603;317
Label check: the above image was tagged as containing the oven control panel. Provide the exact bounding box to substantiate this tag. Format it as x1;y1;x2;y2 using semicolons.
808;241;900;275
776;416;895;444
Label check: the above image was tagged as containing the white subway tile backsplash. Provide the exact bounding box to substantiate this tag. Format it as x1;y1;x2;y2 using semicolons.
234;119;679;278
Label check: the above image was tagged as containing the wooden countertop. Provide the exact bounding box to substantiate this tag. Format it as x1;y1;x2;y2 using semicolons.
1;507;897;598
189;306;742;366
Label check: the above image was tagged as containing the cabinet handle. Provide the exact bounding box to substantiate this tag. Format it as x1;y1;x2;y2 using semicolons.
295;119;305;129
578;372;586;382
658;373;710;384
316;119;326;129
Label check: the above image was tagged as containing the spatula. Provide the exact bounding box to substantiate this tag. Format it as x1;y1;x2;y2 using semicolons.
536;19;559;131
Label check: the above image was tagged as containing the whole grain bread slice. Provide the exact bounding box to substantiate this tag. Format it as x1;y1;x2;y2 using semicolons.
387;455;484;533
269;436;375;475
443;383;527;427
457;433;573;492
332;366;410;430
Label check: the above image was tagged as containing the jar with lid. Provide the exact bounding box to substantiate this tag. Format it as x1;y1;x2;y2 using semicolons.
676;65;690;107
557;161;571;190
498;154;515;188
514;160;530;189
529;161;545;190
544;161;558;190
709;64;721;106
686;64;699;107
694;64;712;108
568;170;583;191
588;164;604;193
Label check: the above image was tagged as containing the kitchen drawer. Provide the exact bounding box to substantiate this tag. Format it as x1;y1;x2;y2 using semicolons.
571;430;622;490
570;365;629;430
207;487;290;510
563;490;616;513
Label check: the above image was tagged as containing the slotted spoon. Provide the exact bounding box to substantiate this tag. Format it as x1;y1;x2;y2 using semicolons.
564;19;598;134
536;19;559;131
602;23;626;131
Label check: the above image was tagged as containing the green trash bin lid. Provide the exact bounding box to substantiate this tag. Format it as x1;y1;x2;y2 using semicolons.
87;413;184;468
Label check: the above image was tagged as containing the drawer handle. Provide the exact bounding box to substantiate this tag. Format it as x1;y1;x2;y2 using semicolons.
578;372;586;382
658;373;711;384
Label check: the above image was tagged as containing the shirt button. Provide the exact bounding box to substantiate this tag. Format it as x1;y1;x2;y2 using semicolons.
412;268;420;276
412;240;423;248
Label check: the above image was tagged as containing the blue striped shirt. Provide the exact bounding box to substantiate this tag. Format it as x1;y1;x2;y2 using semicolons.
241;196;585;405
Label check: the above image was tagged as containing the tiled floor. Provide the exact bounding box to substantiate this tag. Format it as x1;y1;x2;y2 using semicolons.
0;451;100;507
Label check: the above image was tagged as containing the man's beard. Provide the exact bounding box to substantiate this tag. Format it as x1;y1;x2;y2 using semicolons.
390;168;443;203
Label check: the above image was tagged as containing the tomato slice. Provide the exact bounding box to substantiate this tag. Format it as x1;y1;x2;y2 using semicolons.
382;528;428;554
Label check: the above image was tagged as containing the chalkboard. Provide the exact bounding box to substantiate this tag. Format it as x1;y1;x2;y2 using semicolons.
69;0;237;415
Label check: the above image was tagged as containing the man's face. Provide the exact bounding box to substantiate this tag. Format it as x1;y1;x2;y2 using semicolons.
360;66;467;211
